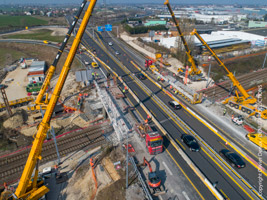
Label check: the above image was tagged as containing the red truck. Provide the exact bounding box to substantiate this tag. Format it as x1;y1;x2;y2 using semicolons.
136;124;163;155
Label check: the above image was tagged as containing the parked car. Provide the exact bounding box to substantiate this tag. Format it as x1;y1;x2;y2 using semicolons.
232;115;244;126
169;101;181;109
115;51;120;55
181;134;200;152
219;149;246;168
136;73;146;80
108;42;113;46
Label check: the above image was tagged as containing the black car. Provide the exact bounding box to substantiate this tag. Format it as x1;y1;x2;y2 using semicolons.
181;134;200;152
169;101;181;109
136;73;146;80
219;149;246;168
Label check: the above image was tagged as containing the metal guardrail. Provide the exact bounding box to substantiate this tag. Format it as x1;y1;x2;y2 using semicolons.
94;80;129;144
129;156;153;200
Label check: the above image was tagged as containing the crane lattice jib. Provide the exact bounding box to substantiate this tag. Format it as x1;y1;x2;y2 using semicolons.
191;29;251;100
14;0;97;198
164;0;197;73
35;0;88;105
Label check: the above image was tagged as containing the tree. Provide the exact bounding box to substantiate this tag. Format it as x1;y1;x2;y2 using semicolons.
264;14;267;22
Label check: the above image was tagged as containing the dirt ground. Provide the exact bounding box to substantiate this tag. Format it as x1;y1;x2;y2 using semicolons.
0;27;68;37
59;146;126;200
0;110;33;152
0;67;28;103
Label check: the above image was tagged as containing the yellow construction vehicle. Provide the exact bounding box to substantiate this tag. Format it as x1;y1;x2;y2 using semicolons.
91;61;98;68
0;96;34;112
43;40;51;44
0;1;97;199
164;0;202;81
28;0;89;112
246;133;267;151
191;29;267;119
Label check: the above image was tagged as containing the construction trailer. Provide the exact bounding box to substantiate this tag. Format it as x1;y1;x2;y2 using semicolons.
191;29;267;120
0;0;97;199
164;0;203;81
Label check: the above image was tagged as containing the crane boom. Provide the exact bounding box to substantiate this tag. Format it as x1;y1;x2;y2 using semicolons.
35;0;88;107
14;0;97;199
191;29;256;104
164;0;201;76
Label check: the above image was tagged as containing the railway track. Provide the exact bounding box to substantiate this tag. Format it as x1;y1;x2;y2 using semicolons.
198;68;267;101
0;122;113;187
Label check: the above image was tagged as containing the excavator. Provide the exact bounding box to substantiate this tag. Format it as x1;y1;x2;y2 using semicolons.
191;29;267;120
164;0;203;81
0;0;97;199
142;157;165;196
28;0;90;111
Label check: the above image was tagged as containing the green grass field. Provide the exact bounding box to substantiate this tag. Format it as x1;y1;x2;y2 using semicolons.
0;47;27;67
3;29;68;43
0;15;48;30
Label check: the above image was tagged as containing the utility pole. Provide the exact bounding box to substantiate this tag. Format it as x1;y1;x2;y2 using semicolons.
206;63;212;88
262;52;267;69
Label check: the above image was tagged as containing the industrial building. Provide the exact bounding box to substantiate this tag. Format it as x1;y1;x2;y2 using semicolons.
144;20;166;26
195;38;251;55
248;20;267;28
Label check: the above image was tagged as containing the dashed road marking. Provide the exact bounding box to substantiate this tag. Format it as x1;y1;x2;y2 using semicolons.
182;191;191;200
162;161;173;176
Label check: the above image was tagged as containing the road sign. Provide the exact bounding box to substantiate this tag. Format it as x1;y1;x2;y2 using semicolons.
97;26;103;32
105;24;112;31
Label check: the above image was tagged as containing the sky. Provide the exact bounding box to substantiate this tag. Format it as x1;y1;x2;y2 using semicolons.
0;0;266;5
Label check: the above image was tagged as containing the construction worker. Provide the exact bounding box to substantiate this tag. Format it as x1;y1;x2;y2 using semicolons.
145;119;148;124
231;115;234;120
96;72;99;79
170;85;173;90
92;72;95;80
174;90;178;95
157;76;160;81
223;108;226;116
54;165;60;178
123;86;128;93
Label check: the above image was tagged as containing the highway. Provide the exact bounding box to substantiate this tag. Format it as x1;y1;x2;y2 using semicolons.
79;28;266;200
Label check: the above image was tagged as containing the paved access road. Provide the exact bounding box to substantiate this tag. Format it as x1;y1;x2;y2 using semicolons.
80;28;265;200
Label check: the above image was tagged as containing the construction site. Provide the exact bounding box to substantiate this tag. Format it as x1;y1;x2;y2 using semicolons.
0;0;266;200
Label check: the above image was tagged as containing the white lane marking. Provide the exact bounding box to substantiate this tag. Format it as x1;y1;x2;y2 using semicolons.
182;191;191;200
162;161;173;176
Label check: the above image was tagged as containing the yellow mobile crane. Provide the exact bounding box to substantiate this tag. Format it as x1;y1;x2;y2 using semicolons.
28;0;89;111
164;0;202;81
1;1;97;199
191;29;267;119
